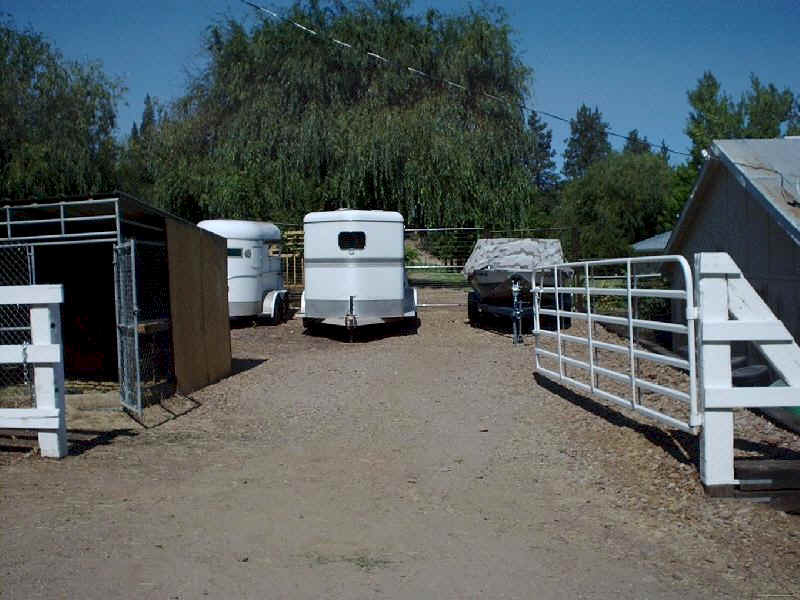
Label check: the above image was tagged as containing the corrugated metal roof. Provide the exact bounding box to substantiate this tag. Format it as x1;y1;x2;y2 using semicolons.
715;139;800;243
632;230;671;253
667;138;800;252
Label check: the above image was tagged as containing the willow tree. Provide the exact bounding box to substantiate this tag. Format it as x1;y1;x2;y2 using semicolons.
133;1;536;228
0;18;123;199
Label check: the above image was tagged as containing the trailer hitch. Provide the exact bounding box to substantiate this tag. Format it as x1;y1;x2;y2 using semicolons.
511;279;522;345
345;295;358;334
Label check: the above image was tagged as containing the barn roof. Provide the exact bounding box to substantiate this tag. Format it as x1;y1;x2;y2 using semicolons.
632;230;671;254
667;138;800;251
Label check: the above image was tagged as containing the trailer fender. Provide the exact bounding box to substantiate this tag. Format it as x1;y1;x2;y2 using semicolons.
262;289;288;321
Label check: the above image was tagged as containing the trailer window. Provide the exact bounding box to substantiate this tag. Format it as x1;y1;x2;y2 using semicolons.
338;231;366;250
227;248;243;258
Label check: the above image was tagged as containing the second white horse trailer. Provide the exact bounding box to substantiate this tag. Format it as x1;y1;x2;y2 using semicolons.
300;209;418;333
197;219;288;321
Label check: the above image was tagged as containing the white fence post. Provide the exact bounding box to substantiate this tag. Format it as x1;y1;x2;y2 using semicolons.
31;302;66;458
695;252;800;488
695;253;735;486
0;284;66;458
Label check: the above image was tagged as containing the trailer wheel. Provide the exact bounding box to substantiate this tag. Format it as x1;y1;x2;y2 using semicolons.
467;292;480;325
403;315;420;334
272;294;285;324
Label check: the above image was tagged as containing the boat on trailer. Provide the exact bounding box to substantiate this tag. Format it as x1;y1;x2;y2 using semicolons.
463;238;572;331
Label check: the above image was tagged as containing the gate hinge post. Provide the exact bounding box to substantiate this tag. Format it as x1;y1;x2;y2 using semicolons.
686;306;699;321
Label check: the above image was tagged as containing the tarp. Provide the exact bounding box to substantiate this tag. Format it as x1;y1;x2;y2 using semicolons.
462;238;566;278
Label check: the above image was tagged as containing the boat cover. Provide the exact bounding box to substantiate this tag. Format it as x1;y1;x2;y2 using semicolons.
462;238;566;278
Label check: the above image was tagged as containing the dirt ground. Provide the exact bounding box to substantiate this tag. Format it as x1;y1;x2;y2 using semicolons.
2;292;800;599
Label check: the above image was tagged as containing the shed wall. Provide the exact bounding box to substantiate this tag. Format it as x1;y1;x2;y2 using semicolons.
166;221;231;394
676;168;800;341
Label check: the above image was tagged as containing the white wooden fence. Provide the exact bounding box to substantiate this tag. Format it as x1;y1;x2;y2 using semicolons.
0;285;67;458
696;253;800;486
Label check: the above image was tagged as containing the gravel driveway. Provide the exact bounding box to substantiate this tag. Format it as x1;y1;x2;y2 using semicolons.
2;297;799;599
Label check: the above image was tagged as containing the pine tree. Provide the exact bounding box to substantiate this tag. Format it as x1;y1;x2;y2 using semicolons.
525;110;558;191
140;94;156;137
623;128;650;154
685;71;795;171
562;104;611;180
658;139;670;162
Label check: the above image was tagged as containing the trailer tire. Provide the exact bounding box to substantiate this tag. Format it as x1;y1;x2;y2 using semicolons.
272;294;285;324
467;292;480;325
403;315;420;334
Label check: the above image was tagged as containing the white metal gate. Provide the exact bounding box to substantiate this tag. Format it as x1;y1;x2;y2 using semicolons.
532;255;700;433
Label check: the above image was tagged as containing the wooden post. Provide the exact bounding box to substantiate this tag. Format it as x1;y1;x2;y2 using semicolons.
696;253;735;486
31;303;67;458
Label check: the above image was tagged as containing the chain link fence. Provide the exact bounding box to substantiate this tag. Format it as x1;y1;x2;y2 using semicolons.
405;227;576;305
0;245;35;408
135;242;174;408
277;225;577;306
115;240;174;415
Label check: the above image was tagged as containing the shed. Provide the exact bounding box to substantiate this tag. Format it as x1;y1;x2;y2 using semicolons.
0;193;231;415
666;138;800;429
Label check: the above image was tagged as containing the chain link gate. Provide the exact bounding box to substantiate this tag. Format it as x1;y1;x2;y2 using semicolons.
0;245;36;408
114;240;174;415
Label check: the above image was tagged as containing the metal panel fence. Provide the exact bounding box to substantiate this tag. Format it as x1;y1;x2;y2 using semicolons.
533;255;699;433
0;245;35;408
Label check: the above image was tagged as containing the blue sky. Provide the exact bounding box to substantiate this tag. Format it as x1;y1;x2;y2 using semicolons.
4;0;800;165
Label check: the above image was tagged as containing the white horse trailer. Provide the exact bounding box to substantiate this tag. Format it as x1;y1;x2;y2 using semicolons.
197;219;288;321
300;209;418;331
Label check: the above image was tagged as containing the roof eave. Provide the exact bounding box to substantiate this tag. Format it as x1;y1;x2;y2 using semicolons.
713;146;800;246
665;156;720;254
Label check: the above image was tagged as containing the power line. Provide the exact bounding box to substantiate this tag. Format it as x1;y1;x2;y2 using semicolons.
241;0;691;159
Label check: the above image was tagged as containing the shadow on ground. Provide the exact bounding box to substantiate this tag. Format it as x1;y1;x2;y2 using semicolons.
303;319;420;343
535;374;800;468
468;314;534;338
0;428;138;457
231;358;267;375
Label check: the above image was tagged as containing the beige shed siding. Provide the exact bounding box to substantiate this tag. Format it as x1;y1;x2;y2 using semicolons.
675;169;800;341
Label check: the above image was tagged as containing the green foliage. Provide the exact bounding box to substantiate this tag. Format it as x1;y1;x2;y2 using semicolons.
562;104;610;180
122;2;539;228
556;151;677;259
403;243;420;264
623;129;650;155
789;98;800;136
686;71;795;171
0;18;123;199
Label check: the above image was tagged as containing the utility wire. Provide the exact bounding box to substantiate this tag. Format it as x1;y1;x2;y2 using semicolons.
246;2;799;208
241;0;691;158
